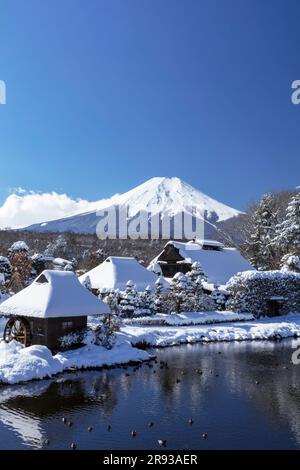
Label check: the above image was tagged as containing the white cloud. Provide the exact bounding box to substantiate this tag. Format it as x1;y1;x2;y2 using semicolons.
0;189;112;229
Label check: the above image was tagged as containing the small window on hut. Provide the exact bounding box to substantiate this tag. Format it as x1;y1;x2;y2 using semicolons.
36;274;49;284
62;321;73;329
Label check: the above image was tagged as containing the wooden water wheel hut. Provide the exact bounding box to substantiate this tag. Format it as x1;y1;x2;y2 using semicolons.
0;270;110;351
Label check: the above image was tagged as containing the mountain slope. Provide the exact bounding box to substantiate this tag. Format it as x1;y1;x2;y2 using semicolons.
24;177;242;235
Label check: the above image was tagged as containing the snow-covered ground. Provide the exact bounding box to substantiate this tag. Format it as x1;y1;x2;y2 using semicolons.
123;311;254;326
0;336;150;385
121;313;300;347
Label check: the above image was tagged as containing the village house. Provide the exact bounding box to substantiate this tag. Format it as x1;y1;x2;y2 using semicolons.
79;256;163;293
149;239;253;288
0;270;110;351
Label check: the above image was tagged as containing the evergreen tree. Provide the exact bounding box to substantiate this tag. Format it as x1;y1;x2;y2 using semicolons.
139;285;155;315
210;288;227;310
154;277;165;313
104;288;121;315
119;280;139;317
186;261;207;283
245;193;279;270
169;273;194;313
93;311;120;349
274;190;300;256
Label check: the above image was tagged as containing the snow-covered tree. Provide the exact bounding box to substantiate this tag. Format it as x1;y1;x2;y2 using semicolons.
8;241;29;257
82;275;92;291
281;254;300;273
9;252;32;286
186;261;207;283
44;235;68;257
210;288;227;310
154;276;166;313
119;280;139;317
168;272;195;313
195;293;217;312
0;256;12;282
31;253;49;276
274;190;300;257
93;310;120;349
0;272;5;291
104;288;121;315
7;271;24;293
244;193;279;270
139;285;155;315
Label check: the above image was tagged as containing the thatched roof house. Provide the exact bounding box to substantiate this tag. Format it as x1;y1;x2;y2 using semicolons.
79;256;161;292
0;270;110;350
149;239;253;287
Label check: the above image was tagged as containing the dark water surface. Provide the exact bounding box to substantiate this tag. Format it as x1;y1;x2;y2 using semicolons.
0;339;300;450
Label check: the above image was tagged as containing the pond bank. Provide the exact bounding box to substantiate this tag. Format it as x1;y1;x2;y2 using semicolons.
121;313;300;347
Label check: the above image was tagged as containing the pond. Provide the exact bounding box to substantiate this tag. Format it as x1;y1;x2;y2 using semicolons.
0;338;300;450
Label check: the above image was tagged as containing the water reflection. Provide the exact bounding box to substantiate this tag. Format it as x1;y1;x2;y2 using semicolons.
0;339;299;449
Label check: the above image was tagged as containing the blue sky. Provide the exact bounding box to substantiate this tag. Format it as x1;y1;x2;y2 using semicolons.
0;0;300;217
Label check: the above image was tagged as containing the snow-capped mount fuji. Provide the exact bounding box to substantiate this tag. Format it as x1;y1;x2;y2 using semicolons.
24;177;242;236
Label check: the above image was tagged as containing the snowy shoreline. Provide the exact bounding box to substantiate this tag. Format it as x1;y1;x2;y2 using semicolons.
121;313;300;347
123;311;254;326
0;337;151;385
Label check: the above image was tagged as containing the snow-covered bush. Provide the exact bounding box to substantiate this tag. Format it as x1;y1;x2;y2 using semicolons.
59;329;87;350
226;270;300;317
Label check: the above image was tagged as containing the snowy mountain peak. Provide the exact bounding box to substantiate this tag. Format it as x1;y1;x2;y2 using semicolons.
112;176;241;221
24;177;242;234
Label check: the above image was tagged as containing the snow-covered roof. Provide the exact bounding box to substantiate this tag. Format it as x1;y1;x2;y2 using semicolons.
0;270;110;318
188;239;224;248
79;256;161;292
152;240;254;286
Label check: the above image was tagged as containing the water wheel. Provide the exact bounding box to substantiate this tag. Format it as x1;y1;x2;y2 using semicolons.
3;316;32;346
